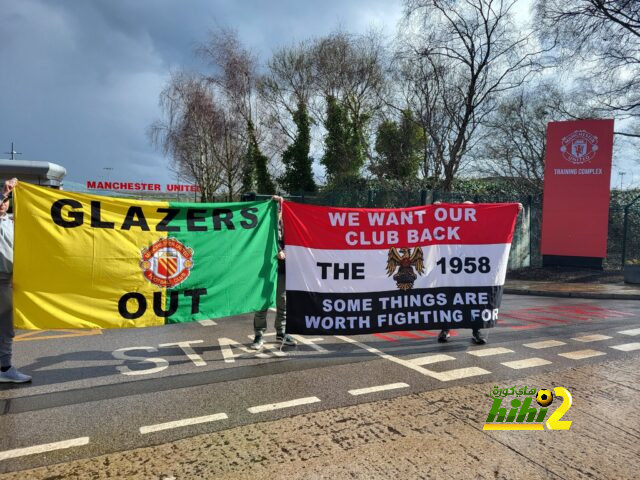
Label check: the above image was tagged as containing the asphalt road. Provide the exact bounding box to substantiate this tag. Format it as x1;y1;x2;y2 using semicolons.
1;294;639;474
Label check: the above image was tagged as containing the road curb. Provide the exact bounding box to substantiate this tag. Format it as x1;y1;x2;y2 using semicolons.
504;288;640;301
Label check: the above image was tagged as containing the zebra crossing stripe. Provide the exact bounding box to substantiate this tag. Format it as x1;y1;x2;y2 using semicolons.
501;358;552;369
618;328;640;336
571;334;611;342
523;340;566;349
611;343;640;352
409;354;455;366
558;349;606;360
467;347;513;357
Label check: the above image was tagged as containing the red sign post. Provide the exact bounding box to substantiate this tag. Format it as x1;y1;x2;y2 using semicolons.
541;119;614;267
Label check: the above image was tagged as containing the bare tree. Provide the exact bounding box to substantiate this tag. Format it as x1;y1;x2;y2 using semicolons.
198;27;257;123
475;82;583;193
258;40;317;141
535;0;640;137
392;53;446;182
313;31;386;142
258;31;387;184
398;0;547;190
198;27;276;192
149;72;245;201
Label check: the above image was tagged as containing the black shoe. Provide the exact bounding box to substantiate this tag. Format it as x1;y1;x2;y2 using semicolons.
276;333;297;346
472;330;487;345
437;330;450;343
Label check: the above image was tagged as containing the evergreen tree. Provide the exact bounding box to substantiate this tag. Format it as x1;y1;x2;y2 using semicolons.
371;110;424;182
280;102;316;194
243;121;276;194
241;147;255;193
321;95;367;184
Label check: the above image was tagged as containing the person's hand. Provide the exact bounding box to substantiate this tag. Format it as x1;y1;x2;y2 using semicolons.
277;250;285;261
2;178;17;198
433;201;442;205
272;195;283;204
517;203;523;212
463;200;474;204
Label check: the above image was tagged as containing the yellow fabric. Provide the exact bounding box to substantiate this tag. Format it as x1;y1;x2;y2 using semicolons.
13;183;166;329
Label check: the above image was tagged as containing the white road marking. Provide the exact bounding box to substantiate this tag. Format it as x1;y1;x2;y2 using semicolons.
436;367;492;381
113;347;169;376
409;354;455;366
248;396;321;414
523;340;566;349
571;334;612;342
219;337;284;363
140;413;228;434
618;328;640;336
501;358;552;369
158;340;206;367
349;383;409;396
245;333;277;339
467;347;513;357
291;335;328;353
198;320;217;326
336;335;489;381
558;349;606;360
0;437;89;461
611;342;640;352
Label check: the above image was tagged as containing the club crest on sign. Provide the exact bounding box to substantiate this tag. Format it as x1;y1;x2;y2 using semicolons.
386;247;425;290
140;238;194;288
560;130;598;165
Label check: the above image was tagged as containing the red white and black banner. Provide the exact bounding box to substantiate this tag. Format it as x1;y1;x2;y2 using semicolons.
282;202;520;335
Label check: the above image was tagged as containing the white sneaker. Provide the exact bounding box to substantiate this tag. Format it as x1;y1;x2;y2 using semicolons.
0;367;32;383
276;334;297;346
250;336;264;350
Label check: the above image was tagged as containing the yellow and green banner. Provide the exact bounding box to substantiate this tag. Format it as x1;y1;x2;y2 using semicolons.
13;183;278;329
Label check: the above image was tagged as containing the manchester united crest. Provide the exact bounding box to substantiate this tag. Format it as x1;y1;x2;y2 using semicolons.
386;247;425;290
140;238;194;288
560;130;599;165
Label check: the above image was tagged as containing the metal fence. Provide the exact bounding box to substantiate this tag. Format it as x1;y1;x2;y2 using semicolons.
254;188;640;271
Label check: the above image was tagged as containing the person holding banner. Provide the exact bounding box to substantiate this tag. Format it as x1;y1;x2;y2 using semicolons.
250;195;296;350
435;200;523;345
0;178;31;383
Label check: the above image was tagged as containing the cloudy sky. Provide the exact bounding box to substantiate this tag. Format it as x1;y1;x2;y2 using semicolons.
0;0;403;188
1;0;635;190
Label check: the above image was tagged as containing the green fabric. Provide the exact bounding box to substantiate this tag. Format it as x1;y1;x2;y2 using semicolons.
165;199;278;323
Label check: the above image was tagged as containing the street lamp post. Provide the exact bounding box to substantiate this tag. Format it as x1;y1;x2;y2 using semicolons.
102;168;114;194
3;142;22;160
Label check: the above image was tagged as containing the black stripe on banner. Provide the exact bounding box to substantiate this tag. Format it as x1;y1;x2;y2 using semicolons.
286;286;503;335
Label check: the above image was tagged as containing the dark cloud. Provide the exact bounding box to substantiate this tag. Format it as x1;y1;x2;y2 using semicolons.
0;0;402;186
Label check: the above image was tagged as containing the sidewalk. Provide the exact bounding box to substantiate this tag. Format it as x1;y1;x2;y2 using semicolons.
3;356;639;479
505;279;640;300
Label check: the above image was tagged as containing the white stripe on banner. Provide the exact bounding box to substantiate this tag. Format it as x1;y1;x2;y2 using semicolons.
285;244;510;293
